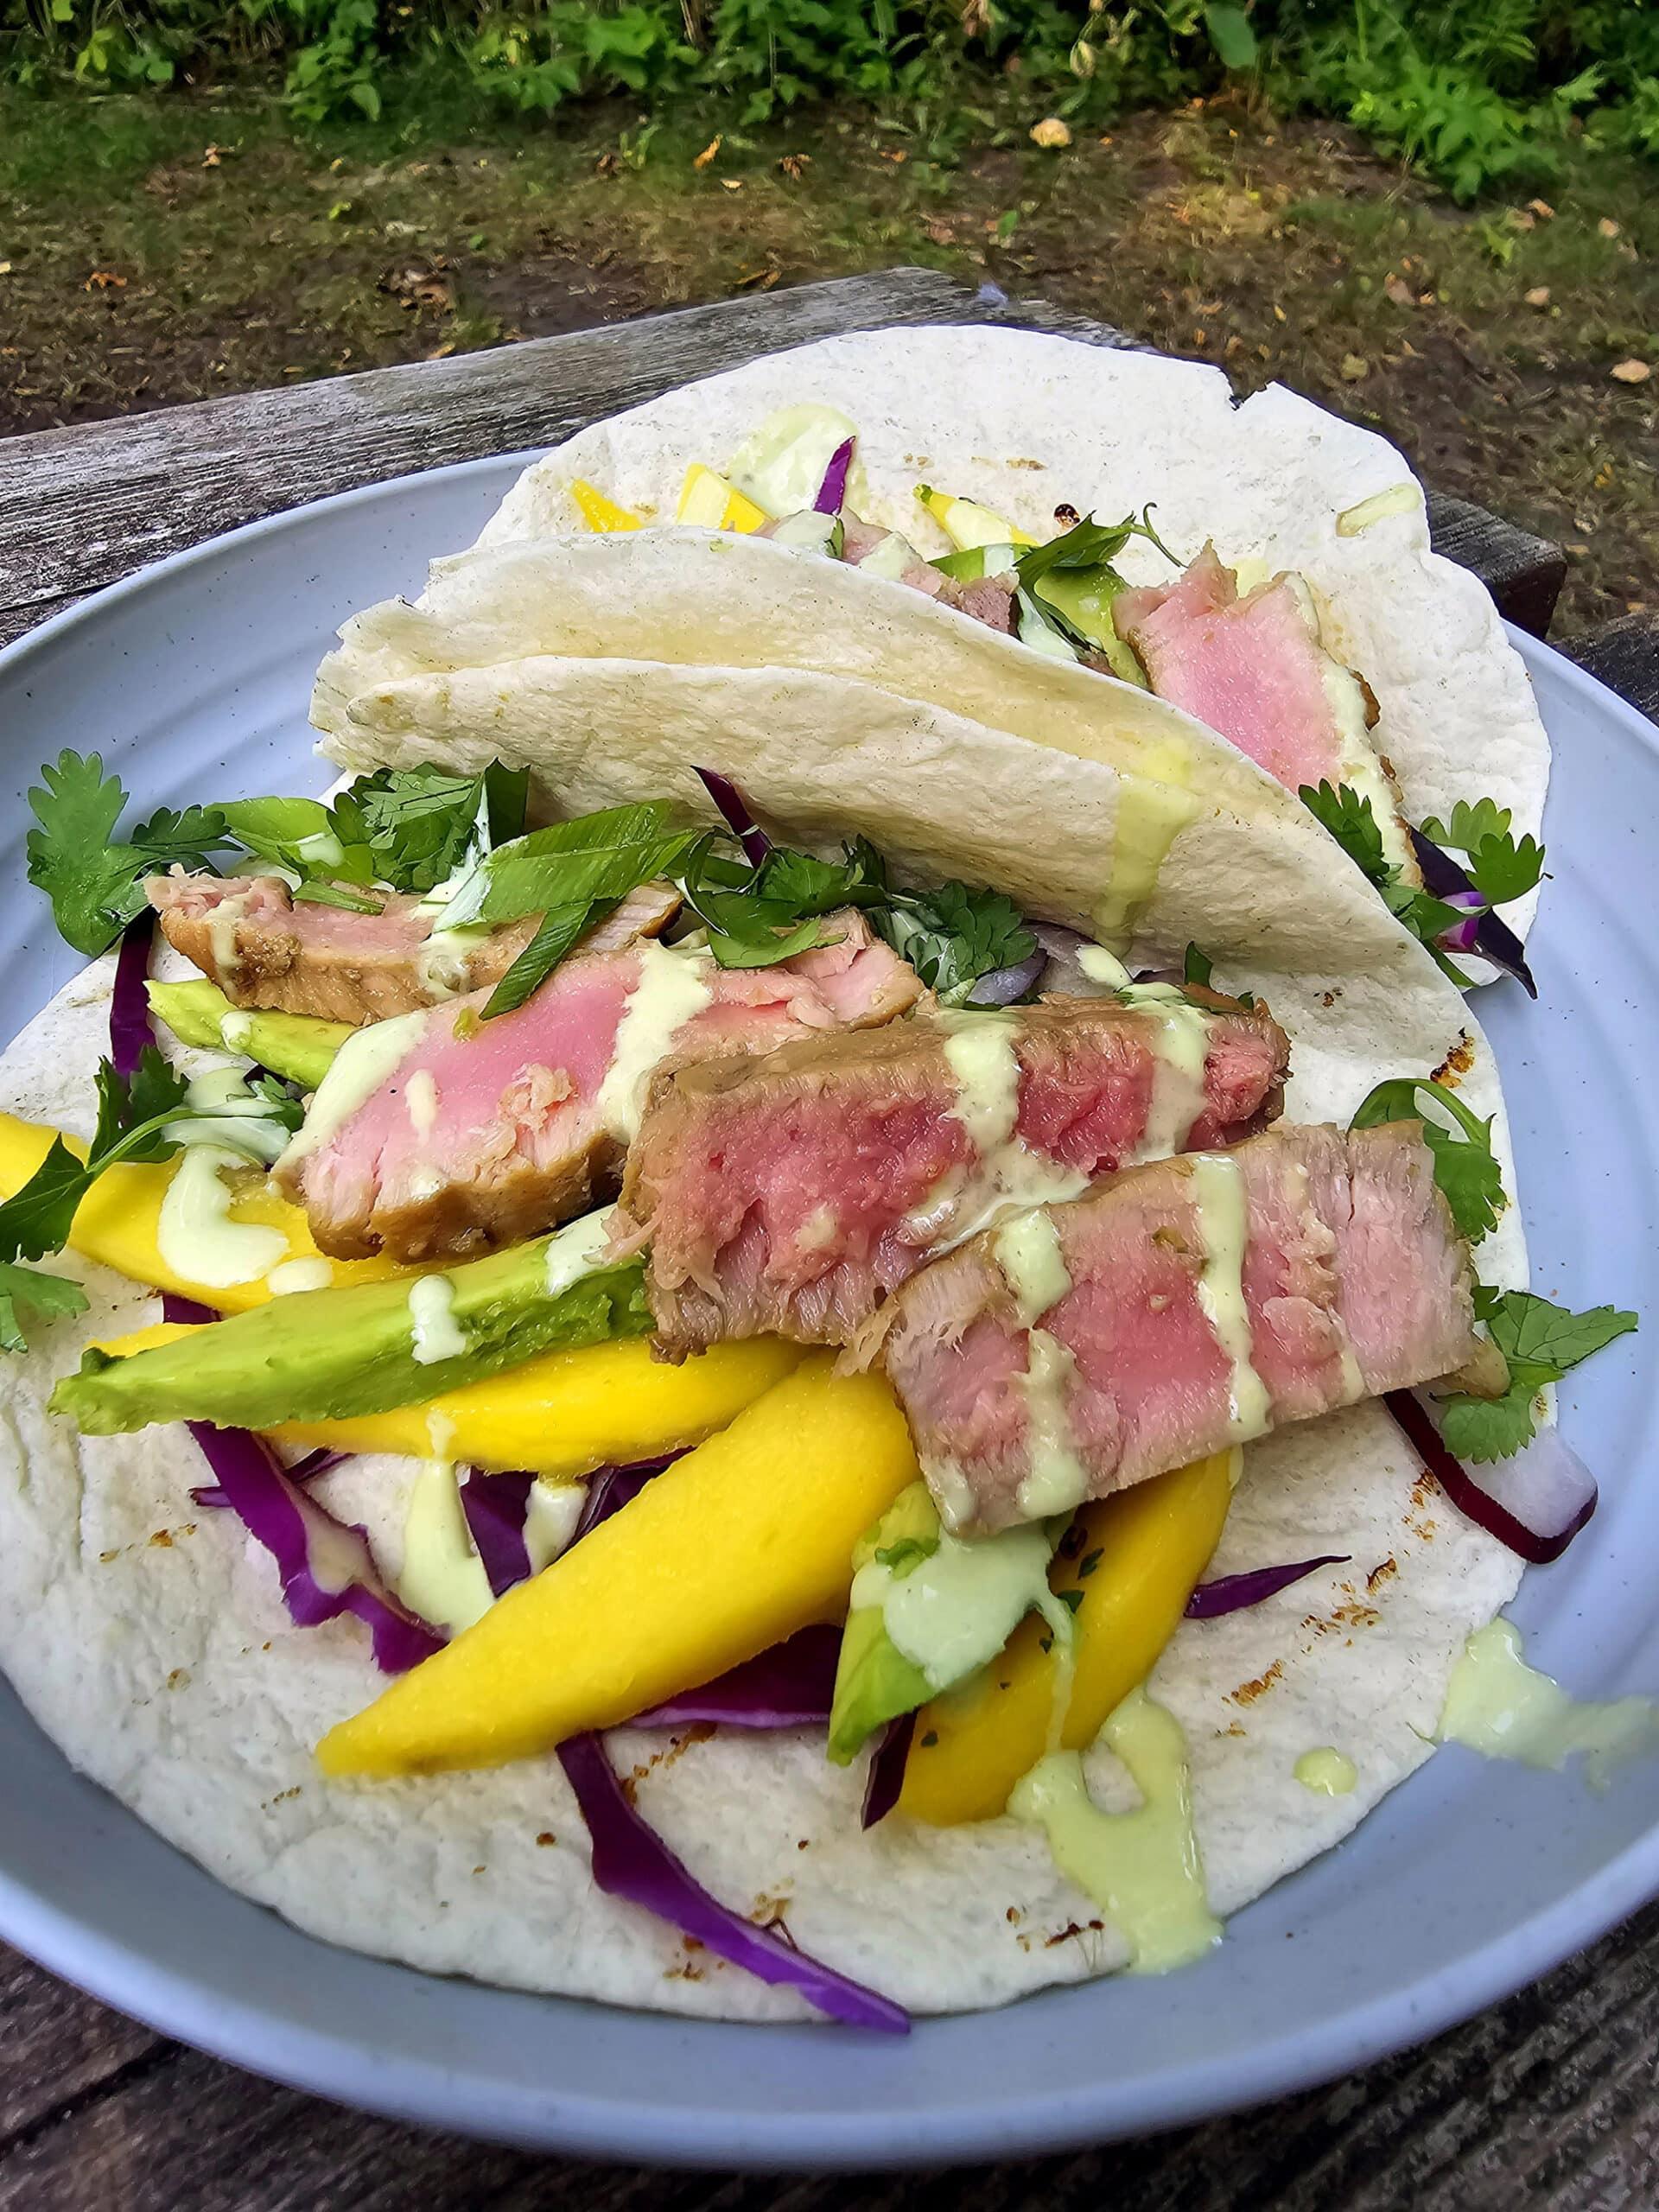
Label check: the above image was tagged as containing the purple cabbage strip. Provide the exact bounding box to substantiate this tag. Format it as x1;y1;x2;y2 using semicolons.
557;1731;908;2033
1185;1554;1351;1620
694;766;771;868
110;916;156;1077
162;1292;219;1327
459;1468;537;1599
813;435;855;515
861;1712;916;1830
632;1625;841;1730
194;1444;347;1511
571;1454;680;1546
1409;829;1536;998
182;1418;442;1674
966;946;1049;1007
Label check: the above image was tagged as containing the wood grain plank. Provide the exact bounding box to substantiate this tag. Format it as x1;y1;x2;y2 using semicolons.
0;1949;161;2141
1560;613;1659;722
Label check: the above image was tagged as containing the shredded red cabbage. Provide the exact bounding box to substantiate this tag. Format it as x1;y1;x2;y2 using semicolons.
557;1730;907;2032
162;1292;219;1327
570;1454;680;1545
183;1419;442;1672
1409;830;1536;998
632;1625;841;1729
194;1444;346;1510
1185;1554;1351;1619
459;1468;537;1598
694;767;771;868
110;916;156;1077
966;946;1049;1007
813;435;855;515
1388;1389;1597;1564
861;1712;916;1829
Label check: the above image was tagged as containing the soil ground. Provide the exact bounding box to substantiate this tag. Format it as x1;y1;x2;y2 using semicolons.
0;81;1654;635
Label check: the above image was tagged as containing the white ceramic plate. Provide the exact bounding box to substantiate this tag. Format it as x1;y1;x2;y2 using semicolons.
0;461;1656;2165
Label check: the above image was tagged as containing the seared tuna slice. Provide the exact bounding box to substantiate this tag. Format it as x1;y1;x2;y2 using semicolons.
618;988;1290;1357
1113;546;1409;865
275;909;919;1262
879;1121;1483;1533
146;873;683;1027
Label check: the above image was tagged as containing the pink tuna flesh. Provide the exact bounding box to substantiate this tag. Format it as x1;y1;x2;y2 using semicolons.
276;908;919;1262
618;989;1290;1357
879;1120;1484;1532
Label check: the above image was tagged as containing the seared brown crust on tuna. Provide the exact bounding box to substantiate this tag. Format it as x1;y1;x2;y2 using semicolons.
146;873;682;1027
879;1120;1483;1532
619;990;1290;1359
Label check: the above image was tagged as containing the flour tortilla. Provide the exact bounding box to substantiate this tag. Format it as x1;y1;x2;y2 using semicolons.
0;887;1526;2017
315;326;1548;937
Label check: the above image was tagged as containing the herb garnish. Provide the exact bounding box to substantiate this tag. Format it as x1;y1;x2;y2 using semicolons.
27;753;232;956
1351;1075;1505;1244
1418;799;1546;910
1439;1288;1637;1461
873;1536;939;1579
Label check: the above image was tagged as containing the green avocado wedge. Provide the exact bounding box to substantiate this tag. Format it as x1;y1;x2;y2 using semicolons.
146;979;353;1092
52;1220;648;1434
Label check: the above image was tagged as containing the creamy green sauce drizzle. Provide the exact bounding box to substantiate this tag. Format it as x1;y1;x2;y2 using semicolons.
1190;1153;1272;1440
726;403;859;518
1094;742;1204;952
1077;944;1133;990
935;1010;1089;1247
408;1273;467;1365
405;1069;439;1136
164;1067;291;1165
994;1209;1090;1522
524;1480;585;1572
1117;982;1211;1165
279;1009;429;1168
156;1146;288;1289
219;1009;255;1054
596;941;715;1142
543;1210;613;1295
207;887;255;979
1010;1688;1221;1974
851;1518;1071;1695
1294;1747;1357;1796
398;1460;494;1637
1438;1620;1659;1785
266;1255;334;1296
1336;482;1419;535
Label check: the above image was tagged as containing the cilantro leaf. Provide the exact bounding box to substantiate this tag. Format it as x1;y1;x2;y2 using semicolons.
679;834;884;971
26;752;229;957
1013;506;1180;594
875;882;1037;1005
92;1047;191;1166
1351;1076;1506;1243
0;1138;95;1265
1437;1290;1637;1461
1466;831;1545;908
332;762;530;896
1300;779;1393;890
1420;798;1513;853
0;1264;89;1354
1183;942;1214;988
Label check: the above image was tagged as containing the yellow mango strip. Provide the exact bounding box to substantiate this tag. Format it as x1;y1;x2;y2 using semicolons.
676;463;769;533
318;1355;917;1777
0;1110;419;1314
271;1334;802;1476
898;1448;1237;1827
569;479;643;533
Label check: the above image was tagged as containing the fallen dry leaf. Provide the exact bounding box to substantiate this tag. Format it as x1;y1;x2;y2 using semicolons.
1029;117;1072;149
721;178;743;193
778;153;810;180
1338;353;1369;382
1383;273;1415;308
1610;358;1651;385
85;270;126;290
594;150;620;177
0;263;10;277
1524;286;1551;308
693;136;721;169
925;219;957;245
1599;218;1621;239
880;149;907;163
1272;303;1286;322
202;143;232;168
1528;198;1555;220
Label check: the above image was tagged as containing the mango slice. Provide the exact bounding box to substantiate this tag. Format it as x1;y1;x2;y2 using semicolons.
318;1354;917;1776
569;479;643;534
897;1448;1236;1827
0;1111;417;1315
677;463;769;533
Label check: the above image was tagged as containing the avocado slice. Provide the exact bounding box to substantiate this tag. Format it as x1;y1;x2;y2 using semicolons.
52;1219;649;1434
827;1480;941;1764
147;979;353;1092
1028;567;1148;688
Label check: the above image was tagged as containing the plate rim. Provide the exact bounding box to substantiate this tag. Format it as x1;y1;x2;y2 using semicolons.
0;460;1655;2168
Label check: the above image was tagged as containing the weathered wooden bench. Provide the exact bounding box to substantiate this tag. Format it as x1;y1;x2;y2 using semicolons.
0;267;1654;2209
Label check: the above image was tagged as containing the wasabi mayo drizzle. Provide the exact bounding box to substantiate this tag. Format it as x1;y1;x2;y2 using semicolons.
1336;481;1420;535
851;1518;1072;1697
156;1144;288;1290
543;1209;613;1294
277;1008;429;1168
1438;1620;1659;1786
1094;741;1205;952
265;1255;333;1296
1116;981;1211;1166
408;1274;467;1365
1189;1152;1272;1440
206;887;256;980
596;941;715;1143
726;403;860;518
398;1460;494;1637
1011;1688;1221;1974
1294;1747;1357;1796
996;1210;1090;1522
936;1009;1088;1243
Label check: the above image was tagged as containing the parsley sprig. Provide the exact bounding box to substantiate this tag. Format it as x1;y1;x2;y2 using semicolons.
1439;1288;1637;1461
1419;798;1546;910
27;753;232;957
1351;1075;1505;1243
1012;506;1180;597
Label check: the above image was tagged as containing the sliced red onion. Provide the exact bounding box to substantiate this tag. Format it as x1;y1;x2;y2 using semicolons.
1409;830;1536;998
1185;1554;1351;1619
183;1419;442;1673
861;1711;916;1829
1388;1389;1597;1565
455;1468;537;1598
111;917;156;1077
631;1625;840;1729
965;946;1049;1007
813;435;855;515
1436;887;1488;957
557;1731;907;2032
694;766;771;868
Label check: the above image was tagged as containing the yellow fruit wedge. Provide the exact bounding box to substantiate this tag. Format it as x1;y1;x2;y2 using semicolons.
897;1447;1237;1826
0;1110;418;1314
676;462;769;533
318;1355;918;1777
569;479;643;533
914;485;1037;551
